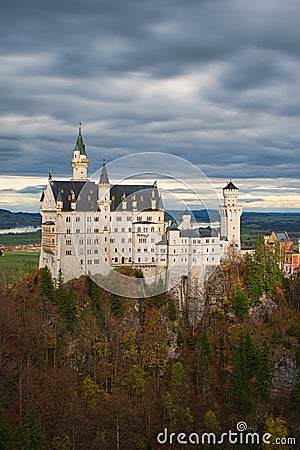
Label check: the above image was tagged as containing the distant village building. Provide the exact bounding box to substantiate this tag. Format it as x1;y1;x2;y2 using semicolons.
39;126;243;290
264;231;300;277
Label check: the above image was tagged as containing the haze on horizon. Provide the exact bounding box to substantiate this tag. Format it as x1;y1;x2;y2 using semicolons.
0;0;300;213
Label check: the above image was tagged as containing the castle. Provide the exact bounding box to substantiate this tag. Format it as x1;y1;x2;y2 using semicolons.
39;126;243;294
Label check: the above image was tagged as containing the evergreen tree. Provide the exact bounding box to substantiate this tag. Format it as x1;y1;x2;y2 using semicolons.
39;266;55;302
232;286;249;317
168;299;177;321
256;342;270;402
231;333;256;410
86;277;105;327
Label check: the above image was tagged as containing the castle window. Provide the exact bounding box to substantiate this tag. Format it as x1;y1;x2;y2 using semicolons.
104;248;107;252
137;216;142;222
114;228;118;232
128;228;132;232
105;237;107;242
87;195;91;201
87;249;92;255
137;248;141;252
137;227;141;232
115;248;118;253
121;238;125;243
76;229;80;234
94;259;99;264
94;217;99;222
138;257;141;262
87;260;92;265
152;257;155;262
66;216;71;222
129;257;132;262
147;216;152;222
66;239;71;245
151;248;155;252
121;228;125;232
115;257;118;263
151;227;155;232
94;228;99;233
80;259;83;265
144;248;147;252
87;217;91;222
66;250;72;255
127;216;132;221
129;247;131;252
116;216;122;222
94;238;99;244
76;217;80;222
66;228;71;234
87;238;92;244
206;239;209;243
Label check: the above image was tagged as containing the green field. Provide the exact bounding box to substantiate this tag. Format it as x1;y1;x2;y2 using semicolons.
0;230;41;246
0;249;40;286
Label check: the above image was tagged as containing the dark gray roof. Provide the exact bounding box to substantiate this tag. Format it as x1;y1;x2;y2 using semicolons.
157;235;168;245
73;124;86;156
43;221;55;225
110;185;160;212
180;227;218;238
51;180;98;212
40;191;45;202
168;221;179;231
99;161;109;184
50;180;162;213
224;181;238;190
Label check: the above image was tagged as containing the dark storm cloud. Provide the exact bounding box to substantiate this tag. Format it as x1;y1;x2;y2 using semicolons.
1;0;300;189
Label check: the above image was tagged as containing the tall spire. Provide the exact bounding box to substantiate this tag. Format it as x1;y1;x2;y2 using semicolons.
99;158;109;184
73;122;86;155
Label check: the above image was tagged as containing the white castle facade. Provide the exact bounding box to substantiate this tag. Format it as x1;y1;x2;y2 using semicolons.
39;126;242;290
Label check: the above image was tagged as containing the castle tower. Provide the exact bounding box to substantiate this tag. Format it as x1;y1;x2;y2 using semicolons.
219;181;243;249
97;159;110;204
71;123;89;180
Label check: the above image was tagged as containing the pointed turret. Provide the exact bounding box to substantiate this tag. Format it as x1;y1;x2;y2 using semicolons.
99;159;109;184
98;159;111;207
73;122;86;155
71;123;89;180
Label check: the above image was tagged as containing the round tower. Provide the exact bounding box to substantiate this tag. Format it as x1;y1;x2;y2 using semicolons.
219;180;243;249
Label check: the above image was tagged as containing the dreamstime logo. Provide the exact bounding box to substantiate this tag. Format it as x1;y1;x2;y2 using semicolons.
72;152;223;297
156;421;297;446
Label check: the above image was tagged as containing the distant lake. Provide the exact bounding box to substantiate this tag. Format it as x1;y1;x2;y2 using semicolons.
0;227;41;235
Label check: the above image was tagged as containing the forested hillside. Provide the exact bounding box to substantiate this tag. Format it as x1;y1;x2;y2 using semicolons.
0;239;300;449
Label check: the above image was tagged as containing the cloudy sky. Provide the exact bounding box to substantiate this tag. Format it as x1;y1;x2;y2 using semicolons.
1;0;300;212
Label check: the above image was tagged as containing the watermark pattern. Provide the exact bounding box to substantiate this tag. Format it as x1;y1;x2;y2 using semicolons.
157;421;296;446
73;152;223;297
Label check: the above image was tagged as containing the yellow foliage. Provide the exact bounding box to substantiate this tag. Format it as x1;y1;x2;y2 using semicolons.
82;375;100;408
263;417;290;450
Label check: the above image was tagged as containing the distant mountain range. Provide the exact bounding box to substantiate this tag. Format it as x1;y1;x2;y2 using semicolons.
0;209;40;230
1;208;300;235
